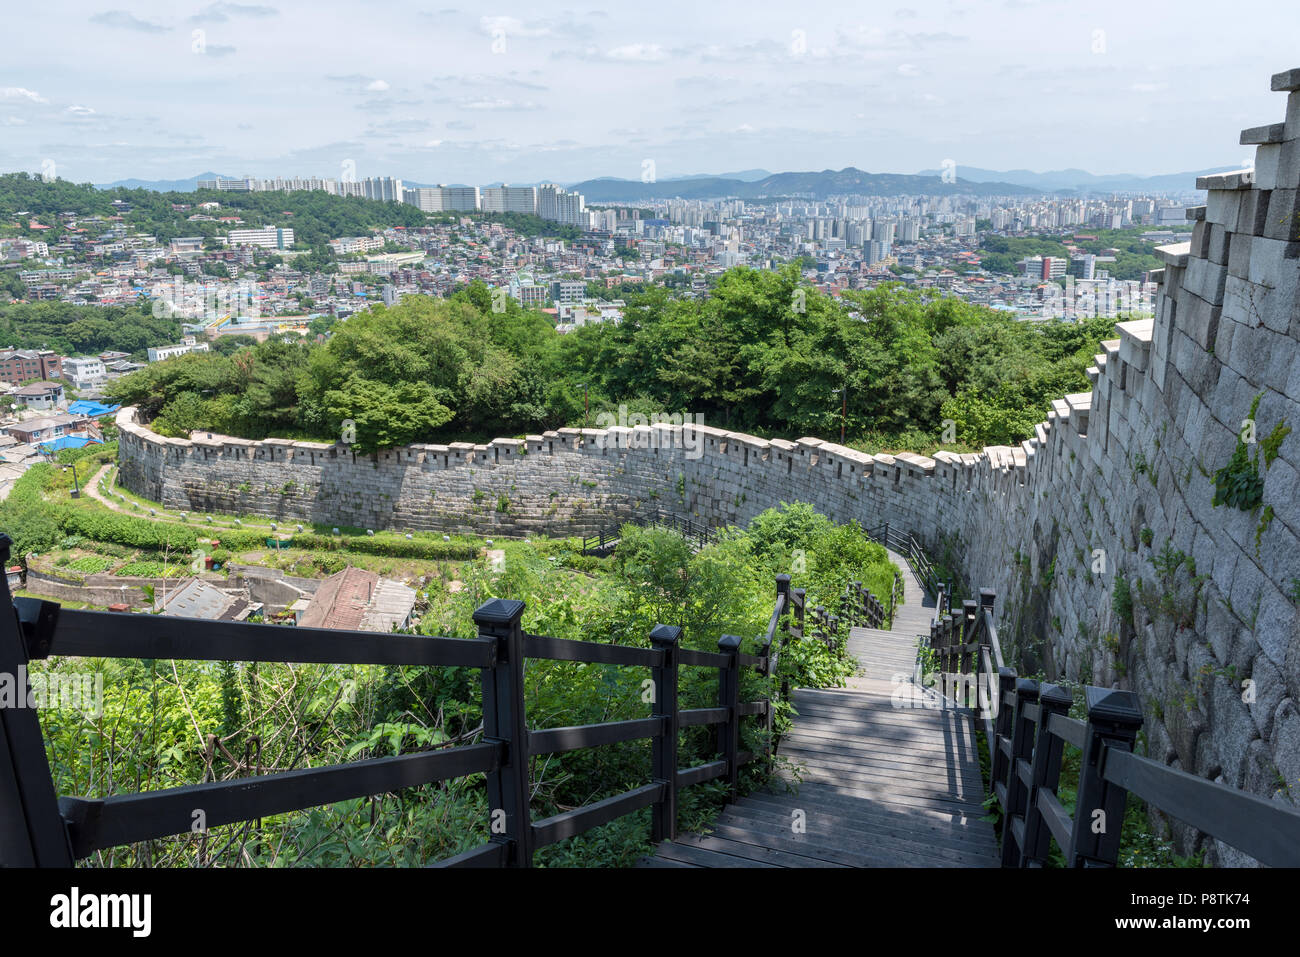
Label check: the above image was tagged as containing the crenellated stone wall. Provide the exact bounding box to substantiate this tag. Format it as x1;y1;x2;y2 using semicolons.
116;68;1300;865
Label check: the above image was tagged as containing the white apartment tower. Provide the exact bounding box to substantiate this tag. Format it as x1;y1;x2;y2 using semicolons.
481;185;538;214
536;183;586;226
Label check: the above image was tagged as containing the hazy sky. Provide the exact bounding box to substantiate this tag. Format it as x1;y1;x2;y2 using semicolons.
4;0;1299;185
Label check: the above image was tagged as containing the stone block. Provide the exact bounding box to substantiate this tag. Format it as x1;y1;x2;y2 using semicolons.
1206;189;1243;227
1207;222;1231;265
1246;236;1300;292
1190;220;1210;259
1197;169;1254;191
1271;699;1300;798
1227;231;1254;280
1263;188;1300;241
1241;122;1286;145
1276;139;1300;192
1273;68;1300;92
1237;188;1271;236
1256;143;1283;190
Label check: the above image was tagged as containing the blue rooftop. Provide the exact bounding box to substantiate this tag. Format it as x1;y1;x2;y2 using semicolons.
38;436;103;453
67;401;121;417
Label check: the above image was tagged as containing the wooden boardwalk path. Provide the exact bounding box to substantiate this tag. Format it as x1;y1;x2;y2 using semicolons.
641;550;999;868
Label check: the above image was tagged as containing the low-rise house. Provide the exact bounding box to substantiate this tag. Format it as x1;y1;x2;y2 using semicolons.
2;412;89;444
147;336;210;363
296;567;416;633
63;356;107;389
154;578;254;621
10;381;65;411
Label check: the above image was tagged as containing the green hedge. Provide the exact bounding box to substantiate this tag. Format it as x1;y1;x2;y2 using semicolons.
61;510;198;553
291;533;480;561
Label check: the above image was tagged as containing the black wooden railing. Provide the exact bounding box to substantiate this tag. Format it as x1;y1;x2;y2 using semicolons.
580;504;718;555
0;534;805;868
865;522;937;605
931;588;1300;867
807;581;889;656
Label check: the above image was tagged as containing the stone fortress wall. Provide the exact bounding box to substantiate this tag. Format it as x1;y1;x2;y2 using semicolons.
117;69;1300;864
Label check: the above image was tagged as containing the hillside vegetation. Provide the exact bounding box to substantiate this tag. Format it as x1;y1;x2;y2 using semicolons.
19;490;896;867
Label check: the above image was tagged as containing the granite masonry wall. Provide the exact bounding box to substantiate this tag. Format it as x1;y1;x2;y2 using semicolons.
116;69;1300;864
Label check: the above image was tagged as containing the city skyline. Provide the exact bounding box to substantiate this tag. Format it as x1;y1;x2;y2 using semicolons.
4;1;1299;185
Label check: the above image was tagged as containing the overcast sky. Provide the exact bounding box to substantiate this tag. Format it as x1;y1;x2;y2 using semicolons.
4;0;1299;186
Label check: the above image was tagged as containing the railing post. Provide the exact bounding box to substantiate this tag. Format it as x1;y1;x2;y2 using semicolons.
474;598;532;867
1021;683;1072;867
774;574;792;702
649;623;681;843
991;666;1017;794
791;588;805;638
718;634;743;800
0;535;74;866
1068;687;1143;867
960;599;978;675
1000;678;1040;866
775;574;791;628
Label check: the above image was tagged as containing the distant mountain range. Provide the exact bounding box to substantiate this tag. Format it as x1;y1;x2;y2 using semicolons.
94;164;1226;198
913;165;1236;194
571;169;1043;202
96;171;229;192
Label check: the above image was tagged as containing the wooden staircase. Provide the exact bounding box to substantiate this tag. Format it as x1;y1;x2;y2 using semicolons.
641;549;999;868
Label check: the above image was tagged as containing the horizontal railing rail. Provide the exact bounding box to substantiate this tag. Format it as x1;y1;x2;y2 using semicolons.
580;504;719;555
934;588;1300;867
0;529;796;868
864;522;938;603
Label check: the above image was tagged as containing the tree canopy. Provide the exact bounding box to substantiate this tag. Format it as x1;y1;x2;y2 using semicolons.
106;265;1121;453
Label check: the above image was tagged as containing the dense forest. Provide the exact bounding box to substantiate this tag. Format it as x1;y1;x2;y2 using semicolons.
106;265;1120;453
0;301;181;356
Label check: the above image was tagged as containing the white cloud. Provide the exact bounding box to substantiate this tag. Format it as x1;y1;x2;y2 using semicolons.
606;43;667;62
2;87;47;104
480;16;551;38
190;2;278;23
462;98;538;111
898;63;920;76
66;105;97;115
89;10;170;32
366;80;390;92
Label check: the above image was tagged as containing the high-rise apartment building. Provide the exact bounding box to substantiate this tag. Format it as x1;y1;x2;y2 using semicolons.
536;184;586;226
481;185;538;214
197;177;255;192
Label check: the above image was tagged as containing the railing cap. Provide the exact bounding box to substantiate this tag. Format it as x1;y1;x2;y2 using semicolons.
718;634;744;652
1014;677;1041;700
649;624;682;645
472;598;526;627
1085;686;1144;727
1040;682;1073;709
